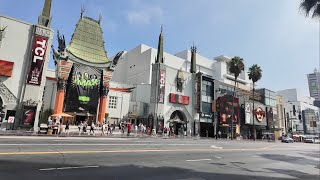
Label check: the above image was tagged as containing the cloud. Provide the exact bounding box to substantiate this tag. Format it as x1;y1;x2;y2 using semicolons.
127;5;163;25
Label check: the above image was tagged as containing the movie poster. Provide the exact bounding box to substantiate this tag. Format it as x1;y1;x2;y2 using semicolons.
219;95;240;125
22;106;36;126
65;64;101;113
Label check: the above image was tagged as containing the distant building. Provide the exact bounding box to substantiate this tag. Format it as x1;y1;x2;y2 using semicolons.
307;68;320;107
277;88;320;135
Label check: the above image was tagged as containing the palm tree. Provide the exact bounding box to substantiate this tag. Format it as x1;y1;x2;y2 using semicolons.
228;56;245;140
248;64;262;141
300;0;320;19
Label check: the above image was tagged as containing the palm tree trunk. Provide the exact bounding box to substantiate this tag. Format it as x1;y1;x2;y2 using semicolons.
231;77;237;140
252;83;256;141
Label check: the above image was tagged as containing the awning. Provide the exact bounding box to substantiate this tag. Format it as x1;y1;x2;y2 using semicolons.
167;117;187;124
51;113;74;117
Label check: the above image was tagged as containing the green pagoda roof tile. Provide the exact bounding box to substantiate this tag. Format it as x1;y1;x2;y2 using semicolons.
67;16;109;64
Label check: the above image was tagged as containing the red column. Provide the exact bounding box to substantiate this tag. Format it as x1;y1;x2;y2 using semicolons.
54;89;65;114
98;95;107;124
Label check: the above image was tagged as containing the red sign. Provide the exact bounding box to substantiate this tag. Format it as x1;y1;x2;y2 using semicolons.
169;93;189;105
103;70;113;88
0;60;14;77
58;60;73;80
27;34;49;85
158;69;166;103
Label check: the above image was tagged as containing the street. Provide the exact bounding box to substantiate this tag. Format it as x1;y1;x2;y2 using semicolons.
0;136;318;180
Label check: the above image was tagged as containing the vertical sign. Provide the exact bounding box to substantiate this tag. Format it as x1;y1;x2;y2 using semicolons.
27;26;50;85
158;69;166;103
195;72;202;113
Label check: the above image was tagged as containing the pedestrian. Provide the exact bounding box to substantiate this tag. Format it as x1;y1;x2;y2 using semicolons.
65;120;69;135
218;131;221;139
90;122;95;136
101;123;105;136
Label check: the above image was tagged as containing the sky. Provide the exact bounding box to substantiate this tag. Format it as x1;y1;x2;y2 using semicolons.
0;0;318;96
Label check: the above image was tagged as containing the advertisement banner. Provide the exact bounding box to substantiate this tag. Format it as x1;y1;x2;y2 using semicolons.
65;64;101;113
26;34;49;85
244;101;267;125
195;72;202;113
219;95;239;125
158;69;166;103
0;60;14;77
22;106;36;126
169;93;189;105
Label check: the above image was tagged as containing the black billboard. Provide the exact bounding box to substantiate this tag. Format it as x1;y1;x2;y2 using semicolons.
65;63;101;113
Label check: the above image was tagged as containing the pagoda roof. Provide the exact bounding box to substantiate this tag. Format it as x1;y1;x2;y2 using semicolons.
67;16;109;64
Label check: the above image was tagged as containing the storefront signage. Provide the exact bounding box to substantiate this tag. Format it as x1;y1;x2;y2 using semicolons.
0;60;14;77
169;93;189;105
8;116;15;123
158;69;166;103
27;27;49;85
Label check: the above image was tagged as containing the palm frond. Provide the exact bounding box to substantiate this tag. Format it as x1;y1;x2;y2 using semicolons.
300;0;318;17
312;3;320;18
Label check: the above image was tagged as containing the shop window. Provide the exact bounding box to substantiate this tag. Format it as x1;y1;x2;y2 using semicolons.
108;96;117;109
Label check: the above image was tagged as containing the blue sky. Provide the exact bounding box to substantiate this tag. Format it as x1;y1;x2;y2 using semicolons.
0;0;318;96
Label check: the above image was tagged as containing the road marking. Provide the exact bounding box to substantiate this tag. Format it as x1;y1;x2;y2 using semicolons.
210;145;223;149
186;159;212;162
214;156;221;159
0;146;299;156
261;145;277;149
252;155;259;158
39;165;99;171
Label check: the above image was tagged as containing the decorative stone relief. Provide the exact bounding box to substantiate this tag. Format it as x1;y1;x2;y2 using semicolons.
0;82;17;104
165;104;192;121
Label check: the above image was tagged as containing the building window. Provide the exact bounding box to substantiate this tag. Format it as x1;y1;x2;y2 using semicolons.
108;96;117;109
202;80;212;113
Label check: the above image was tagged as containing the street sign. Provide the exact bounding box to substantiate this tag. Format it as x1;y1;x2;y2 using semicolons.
8;116;14;123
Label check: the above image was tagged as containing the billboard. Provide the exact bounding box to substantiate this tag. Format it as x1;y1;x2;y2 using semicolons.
158;69;166;103
169;93;189;105
27;27;50;85
0;60;14;77
218;95;239;125
65;63;101;113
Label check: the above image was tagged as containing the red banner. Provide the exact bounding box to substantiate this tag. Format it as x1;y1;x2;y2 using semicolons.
27;35;49;85
0;60;14;77
169;93;189;105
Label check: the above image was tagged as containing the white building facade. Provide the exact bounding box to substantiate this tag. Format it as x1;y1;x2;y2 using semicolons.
0;12;53;131
277;89;320;135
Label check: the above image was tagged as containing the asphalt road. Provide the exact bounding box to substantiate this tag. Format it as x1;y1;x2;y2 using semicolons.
0;136;319;180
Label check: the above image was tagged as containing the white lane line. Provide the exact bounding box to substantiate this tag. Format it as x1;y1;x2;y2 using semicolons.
39;165;99;171
252;155;259;158
214;156;221;159
210;145;223;149
186;159;212;162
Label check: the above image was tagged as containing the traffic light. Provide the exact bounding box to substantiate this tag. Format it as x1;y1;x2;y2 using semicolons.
298;114;301;120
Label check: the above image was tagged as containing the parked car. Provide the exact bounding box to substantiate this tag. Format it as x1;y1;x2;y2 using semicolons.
281;137;294;143
305;136;320;144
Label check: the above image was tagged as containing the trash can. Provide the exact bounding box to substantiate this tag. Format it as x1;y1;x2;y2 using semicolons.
47;129;53;135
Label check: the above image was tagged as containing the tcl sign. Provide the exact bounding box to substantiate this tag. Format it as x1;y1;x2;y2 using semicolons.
158;70;166;103
33;38;47;62
27;29;49;86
